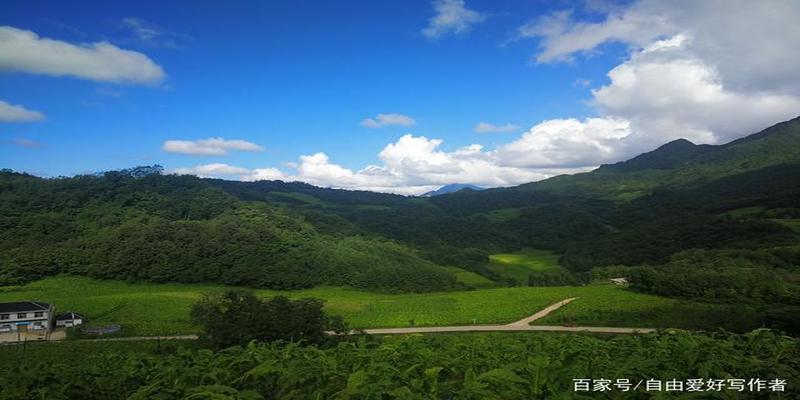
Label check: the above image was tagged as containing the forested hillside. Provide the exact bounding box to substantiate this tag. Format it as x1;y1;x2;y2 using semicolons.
1;117;799;300
0;169;456;292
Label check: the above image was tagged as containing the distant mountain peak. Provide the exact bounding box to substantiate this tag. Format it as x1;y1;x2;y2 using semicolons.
598;137;710;173
421;183;484;197
662;138;696;148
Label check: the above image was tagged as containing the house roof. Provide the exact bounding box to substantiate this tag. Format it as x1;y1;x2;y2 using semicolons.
56;312;85;321
0;301;51;313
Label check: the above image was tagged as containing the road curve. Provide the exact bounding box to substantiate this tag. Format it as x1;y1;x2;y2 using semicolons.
344;298;656;335
505;297;577;327
68;298;656;342
359;325;655;335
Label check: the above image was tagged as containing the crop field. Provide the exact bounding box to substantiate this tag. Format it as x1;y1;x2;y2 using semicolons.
534;287;684;327
535;288;759;331
487;249;564;282
771;218;800;233
444;266;499;289
0;276;689;336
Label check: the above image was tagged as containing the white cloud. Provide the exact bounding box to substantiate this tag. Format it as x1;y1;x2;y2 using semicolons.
361;113;416;128
0;26;165;84
592;40;800;146
524;0;800;95
474;122;520;133
171;163;250;177
174;1;800;194
162;137;264;156
244;167;290;182
122;18;161;42
119;17;188;48
572;78;591;87
0;100;45;122
11;138;43;148
495;118;632;168
516;0;800;152
173;131;597;195
422;0;485;39
518;8;668;64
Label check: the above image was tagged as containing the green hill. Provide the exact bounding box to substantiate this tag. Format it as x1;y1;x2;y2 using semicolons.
1;116;799;295
0;169;456;293
526;115;800;200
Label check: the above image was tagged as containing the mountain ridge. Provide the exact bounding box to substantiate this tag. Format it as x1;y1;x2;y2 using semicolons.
421;184;484;197
523;115;800;200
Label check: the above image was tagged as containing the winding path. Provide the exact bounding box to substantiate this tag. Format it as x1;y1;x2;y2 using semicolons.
349;297;656;335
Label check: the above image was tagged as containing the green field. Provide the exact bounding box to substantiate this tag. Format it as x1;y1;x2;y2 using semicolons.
771;218;800;233
535;289;763;331
0;339;199;366
0;276;692;336
444;266;499;289
479;207;524;222
487;249;563;283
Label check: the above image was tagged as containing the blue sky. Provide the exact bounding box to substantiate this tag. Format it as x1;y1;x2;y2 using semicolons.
2;0;799;194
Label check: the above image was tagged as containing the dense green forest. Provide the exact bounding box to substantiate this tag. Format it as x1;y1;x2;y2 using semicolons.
0;168;456;292
1;117;799;303
1;331;796;399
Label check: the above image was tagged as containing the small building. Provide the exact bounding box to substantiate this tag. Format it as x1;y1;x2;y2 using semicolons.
609;277;629;285
0;301;54;333
55;312;85;328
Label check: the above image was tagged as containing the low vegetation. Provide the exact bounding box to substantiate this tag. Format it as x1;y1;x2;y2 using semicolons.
1;330;796;399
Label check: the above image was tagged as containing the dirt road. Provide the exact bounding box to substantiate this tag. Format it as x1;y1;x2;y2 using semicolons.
20;298;654;344
350;298;656;335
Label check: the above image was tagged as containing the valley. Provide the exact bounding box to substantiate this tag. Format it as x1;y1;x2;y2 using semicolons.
0;275;687;336
1;116;799;397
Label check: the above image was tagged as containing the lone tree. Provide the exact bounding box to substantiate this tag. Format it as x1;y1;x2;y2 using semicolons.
190;290;347;348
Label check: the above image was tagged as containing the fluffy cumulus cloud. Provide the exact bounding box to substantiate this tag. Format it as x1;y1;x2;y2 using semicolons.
0;26;165;84
495;118;632;168
361;113;416;128
0;100;44;122
162;137;264;156
174;132;594;195
171;163;250;177
422;0;485;39
474;122;520;133
520;0;800;150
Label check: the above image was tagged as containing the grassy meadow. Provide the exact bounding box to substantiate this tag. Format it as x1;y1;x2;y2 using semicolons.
487;249;564;283
444;266;499;288
0;276;693;336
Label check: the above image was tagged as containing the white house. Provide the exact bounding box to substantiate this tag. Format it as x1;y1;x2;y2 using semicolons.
55;311;85;328
0;301;54;333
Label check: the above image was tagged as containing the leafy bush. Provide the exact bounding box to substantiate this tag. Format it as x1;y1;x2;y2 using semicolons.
190;291;346;348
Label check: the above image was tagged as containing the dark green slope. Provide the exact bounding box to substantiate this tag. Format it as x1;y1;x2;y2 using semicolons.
599;139;714;173
560;163;800;270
